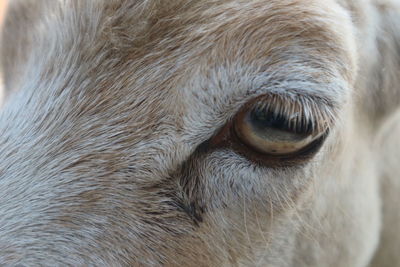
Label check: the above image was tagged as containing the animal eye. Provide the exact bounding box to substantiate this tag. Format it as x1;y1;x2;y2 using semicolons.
234;106;325;157
228;97;329;166
208;95;332;166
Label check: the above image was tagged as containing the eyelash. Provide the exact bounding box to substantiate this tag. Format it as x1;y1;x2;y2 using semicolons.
249;94;335;134
250;104;314;135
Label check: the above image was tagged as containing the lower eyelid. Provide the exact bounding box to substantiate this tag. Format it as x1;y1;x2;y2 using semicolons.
233;124;328;167
206;118;328;168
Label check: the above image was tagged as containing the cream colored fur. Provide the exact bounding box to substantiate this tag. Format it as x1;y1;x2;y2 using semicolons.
0;0;399;266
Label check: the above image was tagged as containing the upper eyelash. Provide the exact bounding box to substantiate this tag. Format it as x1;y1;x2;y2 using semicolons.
250;93;336;134
250;108;314;134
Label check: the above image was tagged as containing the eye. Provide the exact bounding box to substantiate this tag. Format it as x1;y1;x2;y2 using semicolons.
234;104;326;157
209;94;332;167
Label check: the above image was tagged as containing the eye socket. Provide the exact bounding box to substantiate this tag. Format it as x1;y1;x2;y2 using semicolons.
234;106;326;157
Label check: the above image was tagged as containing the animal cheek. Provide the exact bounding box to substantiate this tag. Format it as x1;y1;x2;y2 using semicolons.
178;149;316;223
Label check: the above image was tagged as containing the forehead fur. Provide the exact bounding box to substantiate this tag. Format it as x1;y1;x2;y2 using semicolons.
18;0;355;119
0;0;357;183
29;0;356;92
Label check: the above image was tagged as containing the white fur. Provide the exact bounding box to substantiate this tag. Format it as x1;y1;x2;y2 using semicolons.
0;0;399;266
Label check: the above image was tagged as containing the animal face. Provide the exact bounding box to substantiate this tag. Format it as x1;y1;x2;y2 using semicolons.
1;0;399;266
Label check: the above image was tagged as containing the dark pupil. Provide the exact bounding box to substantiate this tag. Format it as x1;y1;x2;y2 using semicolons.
250;109;313;134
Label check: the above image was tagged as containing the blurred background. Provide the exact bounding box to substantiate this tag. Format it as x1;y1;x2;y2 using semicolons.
0;0;7;105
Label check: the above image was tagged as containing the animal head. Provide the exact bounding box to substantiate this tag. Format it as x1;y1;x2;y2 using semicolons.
0;0;398;265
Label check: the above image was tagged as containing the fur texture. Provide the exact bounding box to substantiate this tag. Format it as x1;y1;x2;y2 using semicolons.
0;0;399;266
